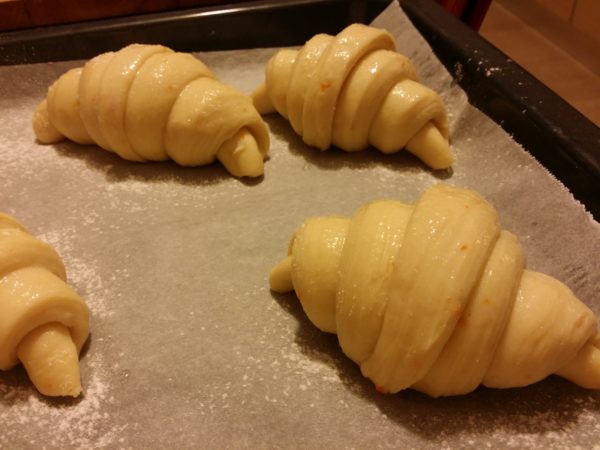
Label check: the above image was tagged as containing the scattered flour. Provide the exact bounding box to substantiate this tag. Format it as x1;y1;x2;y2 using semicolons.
0;357;124;449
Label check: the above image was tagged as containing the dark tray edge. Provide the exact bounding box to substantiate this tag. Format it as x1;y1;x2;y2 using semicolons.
400;0;600;219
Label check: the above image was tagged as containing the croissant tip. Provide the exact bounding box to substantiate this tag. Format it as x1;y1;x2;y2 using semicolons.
269;256;293;293
374;384;389;394
216;128;265;178
32;100;64;144
251;84;276;115
16;322;85;398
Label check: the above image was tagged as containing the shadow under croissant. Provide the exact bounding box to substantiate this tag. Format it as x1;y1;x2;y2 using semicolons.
269;290;600;440
49;141;265;187
263;115;454;180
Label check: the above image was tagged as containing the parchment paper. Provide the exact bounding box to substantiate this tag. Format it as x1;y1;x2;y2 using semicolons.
1;2;599;448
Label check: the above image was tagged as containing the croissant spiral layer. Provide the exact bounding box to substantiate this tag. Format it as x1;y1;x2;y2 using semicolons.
33;44;270;178
269;184;600;396
252;23;452;169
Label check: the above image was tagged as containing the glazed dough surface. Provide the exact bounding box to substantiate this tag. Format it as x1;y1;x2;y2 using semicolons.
0;214;89;397
252;23;452;170
32;44;270;178
270;184;600;396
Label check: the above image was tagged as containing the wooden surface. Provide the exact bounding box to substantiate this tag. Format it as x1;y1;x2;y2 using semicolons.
0;0;252;31
1;0;495;32
480;0;600;127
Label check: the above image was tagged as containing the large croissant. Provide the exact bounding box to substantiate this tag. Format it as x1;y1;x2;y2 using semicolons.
0;214;89;397
270;184;600;396
32;44;270;178
252;23;452;170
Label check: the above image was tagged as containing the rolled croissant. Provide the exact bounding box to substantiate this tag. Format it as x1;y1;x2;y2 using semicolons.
270;184;600;396
32;44;270;178
252;23;452;170
0;213;89;397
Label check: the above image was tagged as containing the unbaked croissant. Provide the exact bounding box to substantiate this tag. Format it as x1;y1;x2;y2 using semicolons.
0;213;89;397
270;184;600;397
251;23;452;170
33;44;270;178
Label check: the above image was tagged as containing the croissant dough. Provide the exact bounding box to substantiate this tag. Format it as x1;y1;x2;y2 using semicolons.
270;184;600;397
252;23;452;170
0;214;89;397
32;44;270;178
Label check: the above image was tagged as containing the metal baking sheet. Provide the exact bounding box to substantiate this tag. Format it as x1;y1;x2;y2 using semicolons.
1;2;599;448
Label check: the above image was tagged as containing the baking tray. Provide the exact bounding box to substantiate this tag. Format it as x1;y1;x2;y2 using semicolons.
1;0;599;448
1;0;599;218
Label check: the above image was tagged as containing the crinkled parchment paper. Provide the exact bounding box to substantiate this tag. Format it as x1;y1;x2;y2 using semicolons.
1;2;599;448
